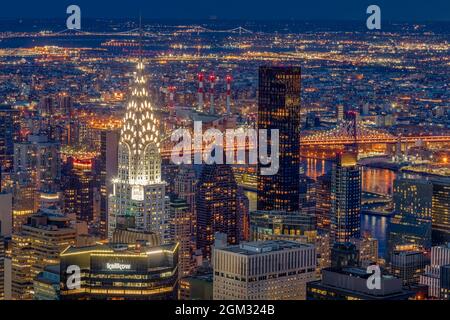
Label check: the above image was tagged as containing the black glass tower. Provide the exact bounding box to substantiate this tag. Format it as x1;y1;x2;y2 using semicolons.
257;66;301;212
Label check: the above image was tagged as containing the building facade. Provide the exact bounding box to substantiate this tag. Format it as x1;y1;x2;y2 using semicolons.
213;241;316;300
108;61;170;243
257;66;301;212
11;210;76;300
60;242;179;300
330;150;361;244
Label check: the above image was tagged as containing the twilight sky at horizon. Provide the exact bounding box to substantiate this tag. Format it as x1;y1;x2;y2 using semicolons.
0;0;449;21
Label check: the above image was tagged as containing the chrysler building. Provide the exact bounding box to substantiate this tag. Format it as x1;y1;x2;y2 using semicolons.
108;60;170;243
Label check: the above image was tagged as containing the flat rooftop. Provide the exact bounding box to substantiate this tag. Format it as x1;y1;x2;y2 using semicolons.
218;240;313;255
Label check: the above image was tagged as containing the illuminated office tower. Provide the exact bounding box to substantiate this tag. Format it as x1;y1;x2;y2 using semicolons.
62;157;95;225
330;150;361;244
420;243;450;298
11;209;76;300
170;197;194;278
109;61;170;243
257;66;301;212
315;172;332;232
432;178;450;245
213;241;316;300
99;129;119;238
60;242;178;300
196;164;242;261
0;105;21;171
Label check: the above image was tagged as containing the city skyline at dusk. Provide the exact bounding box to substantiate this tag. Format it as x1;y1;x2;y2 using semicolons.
0;1;449;313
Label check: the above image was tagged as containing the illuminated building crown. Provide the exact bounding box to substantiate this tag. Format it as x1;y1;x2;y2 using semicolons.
118;61;161;185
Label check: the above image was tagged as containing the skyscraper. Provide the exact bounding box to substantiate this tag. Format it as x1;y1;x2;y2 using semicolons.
196;164;241;261
109;61;170;243
170;197;195;278
330;150;361;244
62;157;95;226
99;129;119;238
432;178;450;245
13;134;61;229
0;105;21;171
257;66;301;212
173;165;196;214
315;172;332;233
388;177;433;258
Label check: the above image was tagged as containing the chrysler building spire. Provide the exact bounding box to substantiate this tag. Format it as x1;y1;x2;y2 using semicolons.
109;60;170;243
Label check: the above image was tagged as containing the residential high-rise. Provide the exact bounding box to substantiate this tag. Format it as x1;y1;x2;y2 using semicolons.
257;66;301;212
213;240;316;300
330;150;361;243
108;61;170;243
196;164;242;260
11;209;76;300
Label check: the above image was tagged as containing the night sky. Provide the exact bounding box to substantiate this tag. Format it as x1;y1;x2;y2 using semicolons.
0;0;449;21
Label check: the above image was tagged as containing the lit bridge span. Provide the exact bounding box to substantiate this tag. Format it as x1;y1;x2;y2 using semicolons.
301;119;450;146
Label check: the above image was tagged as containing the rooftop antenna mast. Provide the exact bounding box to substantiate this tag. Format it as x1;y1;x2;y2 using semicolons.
138;12;143;60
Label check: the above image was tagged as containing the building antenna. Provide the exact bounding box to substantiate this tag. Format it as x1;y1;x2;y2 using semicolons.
139;11;143;60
